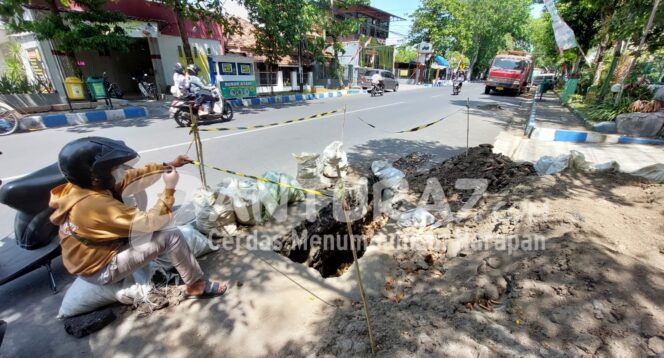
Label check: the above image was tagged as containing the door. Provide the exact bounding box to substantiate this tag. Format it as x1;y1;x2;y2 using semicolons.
382;71;395;90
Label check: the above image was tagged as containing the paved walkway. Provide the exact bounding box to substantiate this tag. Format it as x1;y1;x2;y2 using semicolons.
494;92;664;172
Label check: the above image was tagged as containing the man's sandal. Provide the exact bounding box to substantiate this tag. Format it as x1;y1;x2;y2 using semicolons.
187;280;228;299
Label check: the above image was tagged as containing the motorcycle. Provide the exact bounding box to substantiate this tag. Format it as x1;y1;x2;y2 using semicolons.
132;74;158;100
369;82;384;97
102;72;123;99
452;80;462;95
169;87;233;127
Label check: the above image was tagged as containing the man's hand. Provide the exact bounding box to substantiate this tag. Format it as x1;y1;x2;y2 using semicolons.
163;166;179;189
167;155;193;168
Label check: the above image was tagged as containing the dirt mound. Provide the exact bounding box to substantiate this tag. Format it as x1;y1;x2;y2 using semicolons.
392;152;433;176
409;144;536;195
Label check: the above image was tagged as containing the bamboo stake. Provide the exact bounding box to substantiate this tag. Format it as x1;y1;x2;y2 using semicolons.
335;164;377;356
190;105;208;188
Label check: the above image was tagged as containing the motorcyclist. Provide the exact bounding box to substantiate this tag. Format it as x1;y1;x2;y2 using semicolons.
184;64;216;115
371;71;384;92
49;137;227;298
170;63;186;98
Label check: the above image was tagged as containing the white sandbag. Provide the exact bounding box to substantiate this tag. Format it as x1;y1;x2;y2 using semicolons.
630;163;664;183
567;150;591;171
293;152;321;180
534;154;571;176
58;265;154;318
398;208;436;228
192;187;237;236
320;141;348;178
592;161;620;172
231;180;263;226
371;160;406;190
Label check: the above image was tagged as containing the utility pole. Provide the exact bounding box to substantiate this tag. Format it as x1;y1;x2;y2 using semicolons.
615;0;660;104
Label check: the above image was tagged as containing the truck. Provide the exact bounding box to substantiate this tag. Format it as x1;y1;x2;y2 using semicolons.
484;50;533;95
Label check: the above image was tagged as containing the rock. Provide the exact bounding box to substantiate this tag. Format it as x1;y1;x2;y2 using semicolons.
446;240;461;258
648;337;664;354
615;111;664;137
485;256;502;269
415;258;430;270
63;308;116;338
593;121;618;134
575;332;603;354
336;338;354;353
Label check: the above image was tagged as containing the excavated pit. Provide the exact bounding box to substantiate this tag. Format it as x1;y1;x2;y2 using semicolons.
273;182;379;278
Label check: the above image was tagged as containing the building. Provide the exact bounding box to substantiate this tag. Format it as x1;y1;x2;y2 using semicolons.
11;0;226;96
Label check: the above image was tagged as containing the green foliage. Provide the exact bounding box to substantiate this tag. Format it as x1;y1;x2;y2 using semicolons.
0;0;133;54
0;74;47;94
409;0;531;77
395;46;417;63
529;12;558;70
3;42;25;82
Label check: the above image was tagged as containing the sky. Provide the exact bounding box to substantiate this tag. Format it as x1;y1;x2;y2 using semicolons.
371;0;547;46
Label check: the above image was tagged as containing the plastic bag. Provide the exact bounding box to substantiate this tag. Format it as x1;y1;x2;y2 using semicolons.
371;160;406;190
231;179;263;226
192;187;237;236
630;163;664;183
320;141;348;178
534;151;587;175
397;208;436;228
293;152;321;180
592;161;620;172
567;150;591;171
257;171;305;220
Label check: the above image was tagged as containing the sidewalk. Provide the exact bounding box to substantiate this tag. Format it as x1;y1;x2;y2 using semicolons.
494;92;664;172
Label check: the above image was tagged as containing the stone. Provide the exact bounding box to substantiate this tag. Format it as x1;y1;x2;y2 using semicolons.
615;111;664;137
648;337;664;354
336;338;354;353
63;308;116;338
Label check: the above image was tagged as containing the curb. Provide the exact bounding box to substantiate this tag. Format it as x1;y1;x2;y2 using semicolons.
227;89;366;107
20;107;149;131
530;127;664;145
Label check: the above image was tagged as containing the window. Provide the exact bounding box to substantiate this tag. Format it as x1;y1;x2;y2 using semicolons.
256;63;278;86
492;58;525;71
219;62;237;75
238;63;253;75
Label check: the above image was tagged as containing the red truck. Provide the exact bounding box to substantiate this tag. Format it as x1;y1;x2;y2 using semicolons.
484;50;533;95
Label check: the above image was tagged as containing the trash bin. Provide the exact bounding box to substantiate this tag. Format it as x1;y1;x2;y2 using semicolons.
64;77;86;100
86;76;107;100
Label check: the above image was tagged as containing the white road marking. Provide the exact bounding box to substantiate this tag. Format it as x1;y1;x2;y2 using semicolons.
0;101;406;181
431;94;448;98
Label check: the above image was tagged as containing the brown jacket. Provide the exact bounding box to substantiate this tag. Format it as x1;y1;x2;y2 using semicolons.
49;163;174;276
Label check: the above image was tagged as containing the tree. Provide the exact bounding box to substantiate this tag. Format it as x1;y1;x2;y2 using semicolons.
0;0;131;77
159;0;239;65
395;45;417;63
409;0;531;80
529;12;558;71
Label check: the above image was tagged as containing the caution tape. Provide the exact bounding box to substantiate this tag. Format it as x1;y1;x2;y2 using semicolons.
193;108;344;132
192;161;332;197
357;108;464;133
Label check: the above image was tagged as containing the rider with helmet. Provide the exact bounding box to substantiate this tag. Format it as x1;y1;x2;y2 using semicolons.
171;63;186;98
49;137;227;298
184;64;216;115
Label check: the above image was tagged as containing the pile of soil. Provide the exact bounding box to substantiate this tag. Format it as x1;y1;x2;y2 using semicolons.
409;144;536;196
392;152;433;176
313;171;664;357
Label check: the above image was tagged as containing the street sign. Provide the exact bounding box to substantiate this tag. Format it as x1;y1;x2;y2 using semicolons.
418;42;433;54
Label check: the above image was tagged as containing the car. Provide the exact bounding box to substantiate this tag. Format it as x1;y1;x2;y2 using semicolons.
532;73;556;86
360;69;399;92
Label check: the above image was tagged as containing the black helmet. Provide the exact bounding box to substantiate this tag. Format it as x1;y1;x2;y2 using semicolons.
187;64;200;76
174;62;184;75
58;137;138;189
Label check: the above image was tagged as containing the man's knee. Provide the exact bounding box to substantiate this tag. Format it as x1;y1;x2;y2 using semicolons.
152;228;185;249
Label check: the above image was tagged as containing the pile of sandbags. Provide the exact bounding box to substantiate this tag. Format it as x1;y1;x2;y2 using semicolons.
293;141;349;188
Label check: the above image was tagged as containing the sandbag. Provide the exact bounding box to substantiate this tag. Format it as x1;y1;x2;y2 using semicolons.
293;152;321;180
230;179;263;226
398;208;436;228
630;163;664;183
192;187;237;236
320;141;348;178
535;151;619;176
371;160;407;201
257;171;305;220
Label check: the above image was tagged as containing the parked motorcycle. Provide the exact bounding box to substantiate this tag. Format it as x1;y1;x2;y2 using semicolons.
169;87;233;127
133;74;158;100
452;80;462;95
0;102;20;136
102;72;123;99
369;82;384;97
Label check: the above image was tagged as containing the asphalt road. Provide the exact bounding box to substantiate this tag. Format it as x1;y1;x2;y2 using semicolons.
0;83;527;236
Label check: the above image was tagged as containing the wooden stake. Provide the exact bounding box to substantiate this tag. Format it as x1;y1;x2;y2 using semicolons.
335;164;377;356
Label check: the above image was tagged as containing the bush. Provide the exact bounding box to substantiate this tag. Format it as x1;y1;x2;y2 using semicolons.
0;74;47;95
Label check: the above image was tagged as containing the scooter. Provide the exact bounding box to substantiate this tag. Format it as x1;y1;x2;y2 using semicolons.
102;72;123;99
369;82;384;97
169;87;233;127
452;80;462;95
132;74;158;100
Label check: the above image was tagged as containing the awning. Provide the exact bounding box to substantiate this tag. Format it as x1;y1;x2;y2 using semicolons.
434;55;449;67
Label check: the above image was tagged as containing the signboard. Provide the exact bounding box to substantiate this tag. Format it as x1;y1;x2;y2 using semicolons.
543;0;578;51
418;42;433;54
219;80;257;98
239;63;253;75
26;48;46;79
219;62;237;75
118;20;159;38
